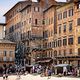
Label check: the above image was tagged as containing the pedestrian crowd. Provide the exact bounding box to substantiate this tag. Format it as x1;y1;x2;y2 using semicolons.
1;64;80;80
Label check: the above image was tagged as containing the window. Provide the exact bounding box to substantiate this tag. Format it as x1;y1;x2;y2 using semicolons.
51;17;53;24
63;38;67;46
55;40;57;47
78;48;80;55
68;9;73;17
77;3;80;9
63;24;66;32
63;50;66;56
58;39;62;47
49;51;50;57
69;22;72;32
42;19;45;25
63;11;67;18
48;31;50;37
49;18;50;25
69;49;72;54
9;51;13;56
28;31;31;38
4;51;7;56
10;57;12;61
43;31;48;39
51;30;53;36
58;13;62;20
59;26;61;34
49;42;52;48
34;7;39;12
35;19;38;25
54;50;57;57
53;40;57;48
54;41;55;48
3;57;7;61
48;42;52;48
59;50;61;55
27;7;31;13
59;60;62;64
59;25;61;34
29;18;31;23
68;37;73;45
77;18;80;25
50;51;53;57
78;37;80;44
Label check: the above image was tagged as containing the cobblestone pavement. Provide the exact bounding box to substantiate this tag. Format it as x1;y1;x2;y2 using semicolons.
0;74;80;80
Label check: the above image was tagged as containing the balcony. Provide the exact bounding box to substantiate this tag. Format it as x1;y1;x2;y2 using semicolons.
32;46;43;51
21;33;29;41
21;33;43;41
35;57;53;63
0;57;14;62
55;53;80;59
24;47;31;54
30;35;43;40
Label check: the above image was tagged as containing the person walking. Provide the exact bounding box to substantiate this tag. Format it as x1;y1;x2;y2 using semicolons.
5;73;8;80
77;68;80;77
3;74;5;80
47;68;52;79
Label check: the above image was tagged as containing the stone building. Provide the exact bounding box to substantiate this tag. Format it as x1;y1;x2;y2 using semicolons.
20;1;43;65
4;1;33;65
4;0;80;67
4;0;43;65
0;23;6;39
38;0;80;67
56;0;80;67
0;39;15;68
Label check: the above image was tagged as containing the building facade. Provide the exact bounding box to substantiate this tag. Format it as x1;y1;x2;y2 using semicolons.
42;0;58;65
4;0;80;67
4;1;33;65
55;0;80;67
4;0;43;65
0;39;15;68
38;0;80;67
0;23;5;39
20;1;43;65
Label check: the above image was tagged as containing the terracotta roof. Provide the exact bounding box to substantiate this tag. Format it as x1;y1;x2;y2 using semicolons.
0;23;6;26
20;4;31;12
43;1;66;12
4;1;28;16
0;39;16;44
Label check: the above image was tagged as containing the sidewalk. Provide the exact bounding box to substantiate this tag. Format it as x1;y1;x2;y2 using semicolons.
0;74;80;80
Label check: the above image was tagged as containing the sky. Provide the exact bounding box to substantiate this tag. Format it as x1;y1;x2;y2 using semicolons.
0;0;66;23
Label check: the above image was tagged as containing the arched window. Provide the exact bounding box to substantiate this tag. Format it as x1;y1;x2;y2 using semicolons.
54;50;57;57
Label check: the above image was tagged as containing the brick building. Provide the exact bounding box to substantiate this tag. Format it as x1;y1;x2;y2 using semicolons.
4;0;43;65
38;0;80;67
4;0;80;67
20;1;43;65
0;39;15;69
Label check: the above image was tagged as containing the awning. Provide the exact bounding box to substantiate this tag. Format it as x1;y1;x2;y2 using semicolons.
37;59;52;63
54;64;70;68
26;64;32;67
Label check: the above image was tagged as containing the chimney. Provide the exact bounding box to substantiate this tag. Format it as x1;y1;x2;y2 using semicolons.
38;0;57;9
66;0;70;2
66;0;73;2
